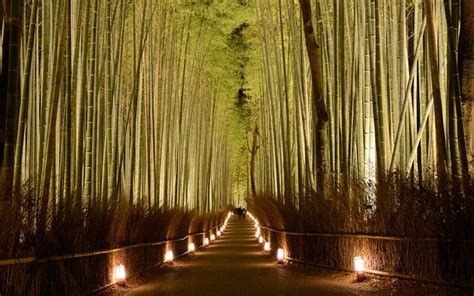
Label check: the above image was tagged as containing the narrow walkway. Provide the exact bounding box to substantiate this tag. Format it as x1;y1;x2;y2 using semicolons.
123;216;378;295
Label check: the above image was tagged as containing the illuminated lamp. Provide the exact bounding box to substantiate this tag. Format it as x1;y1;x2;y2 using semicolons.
188;242;196;253
264;242;271;253
164;250;174;263
277;248;285;264
113;264;126;285
255;227;261;239
353;256;365;281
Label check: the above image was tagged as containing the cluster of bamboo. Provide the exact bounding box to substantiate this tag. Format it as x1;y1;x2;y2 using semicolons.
249;0;471;203
0;0;472;217
0;0;251;217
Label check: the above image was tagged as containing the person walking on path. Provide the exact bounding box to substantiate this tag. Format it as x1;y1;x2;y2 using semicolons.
237;207;243;219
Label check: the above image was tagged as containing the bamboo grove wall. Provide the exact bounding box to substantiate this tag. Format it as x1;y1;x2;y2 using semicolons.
248;0;473;200
0;1;253;214
0;210;227;295
248;196;474;285
264;229;473;285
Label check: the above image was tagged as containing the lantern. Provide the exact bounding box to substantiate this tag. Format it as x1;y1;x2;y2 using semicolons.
164;250;174;263
277;248;285;264
264;242;271;253
353;256;365;281
113;264;126;285
188;242;196;253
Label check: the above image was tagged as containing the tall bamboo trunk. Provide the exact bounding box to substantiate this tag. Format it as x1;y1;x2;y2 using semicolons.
424;0;449;179
299;0;329;194
1;0;21;192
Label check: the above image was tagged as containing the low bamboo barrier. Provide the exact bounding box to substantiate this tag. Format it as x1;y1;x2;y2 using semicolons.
261;225;474;288
0;225;221;295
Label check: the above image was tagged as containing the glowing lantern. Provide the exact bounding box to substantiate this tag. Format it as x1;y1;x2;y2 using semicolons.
353;256;365;281
164;250;174;263
188;242;196;253
255;227;261;238
264;242;271;253
211;234;216;241
204;237;210;246
258;236;264;245
113;264;126;285
277;248;285;264
217;230;221;237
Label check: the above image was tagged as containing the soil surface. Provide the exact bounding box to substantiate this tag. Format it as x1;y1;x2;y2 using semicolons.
104;216;472;296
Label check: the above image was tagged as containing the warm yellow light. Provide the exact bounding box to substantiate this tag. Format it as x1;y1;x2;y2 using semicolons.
114;264;126;284
255;227;260;238
217;230;221;237
264;242;271;252
188;242;196;253
258;236;264;244
277;248;285;264
204;237;210;246
354;256;364;273
210;234;216;241
353;256;365;281
164;250;174;263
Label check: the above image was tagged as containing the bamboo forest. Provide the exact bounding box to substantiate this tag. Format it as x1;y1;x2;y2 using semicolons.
0;0;473;295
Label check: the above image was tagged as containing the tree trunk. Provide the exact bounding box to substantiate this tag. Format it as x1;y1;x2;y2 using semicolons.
424;0;449;179
249;125;260;197
299;0;329;194
460;0;474;174
1;0;20;192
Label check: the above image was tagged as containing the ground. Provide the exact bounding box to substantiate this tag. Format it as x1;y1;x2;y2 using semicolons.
100;216;473;296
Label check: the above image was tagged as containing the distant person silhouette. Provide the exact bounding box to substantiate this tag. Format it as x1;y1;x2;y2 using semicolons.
242;208;247;219
237;207;243;219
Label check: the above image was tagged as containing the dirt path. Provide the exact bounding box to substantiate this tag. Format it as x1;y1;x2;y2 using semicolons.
114;215;382;296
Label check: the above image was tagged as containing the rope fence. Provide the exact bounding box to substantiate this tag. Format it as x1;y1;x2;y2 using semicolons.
260;224;474;288
260;225;474;244
0;226;219;267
